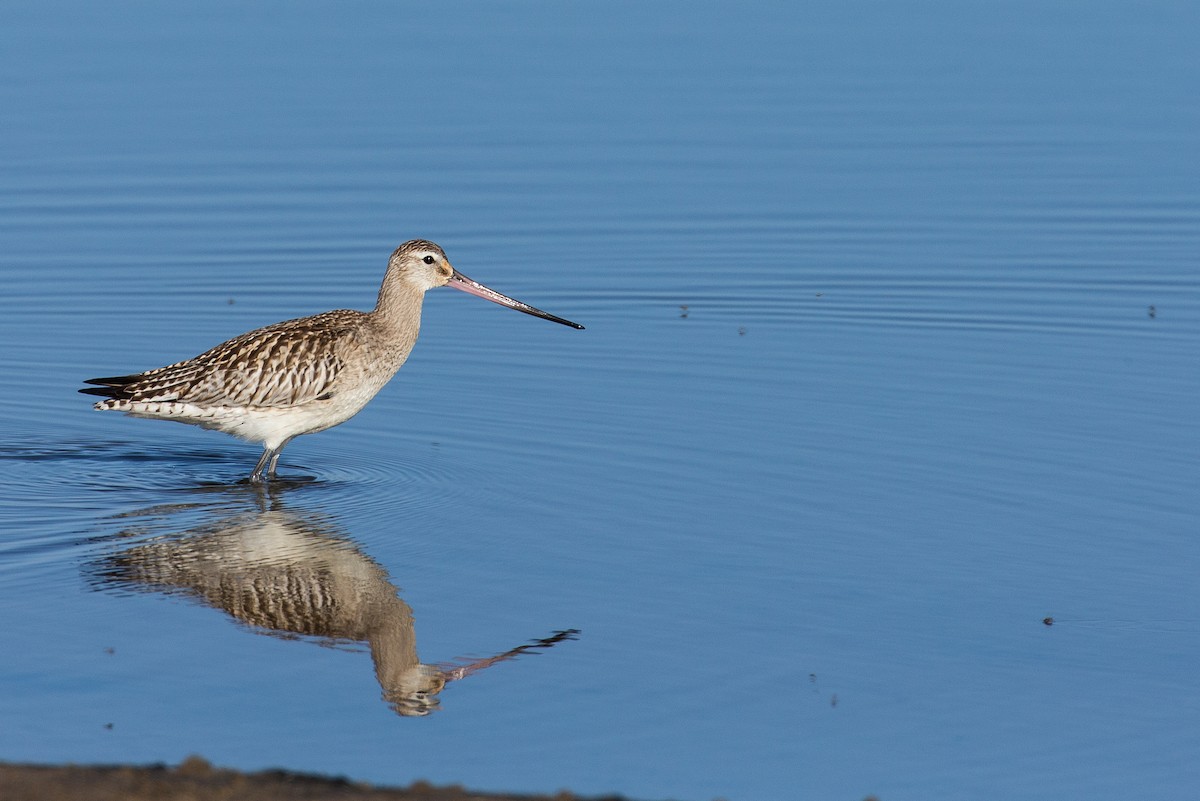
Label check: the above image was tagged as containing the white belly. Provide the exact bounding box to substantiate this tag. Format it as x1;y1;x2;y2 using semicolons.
109;371;392;450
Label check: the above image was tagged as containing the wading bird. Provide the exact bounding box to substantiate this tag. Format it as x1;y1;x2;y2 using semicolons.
81;240;582;481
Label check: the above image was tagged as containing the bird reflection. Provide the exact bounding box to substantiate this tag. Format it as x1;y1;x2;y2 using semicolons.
89;485;578;716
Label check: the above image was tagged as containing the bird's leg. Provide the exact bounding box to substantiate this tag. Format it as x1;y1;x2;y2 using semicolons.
250;446;274;483
266;448;284;479
266;437;293;480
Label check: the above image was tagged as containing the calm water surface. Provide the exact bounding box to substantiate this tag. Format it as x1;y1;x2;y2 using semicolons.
2;3;1199;800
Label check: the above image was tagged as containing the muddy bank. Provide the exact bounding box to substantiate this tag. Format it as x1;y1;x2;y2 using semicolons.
0;756;648;801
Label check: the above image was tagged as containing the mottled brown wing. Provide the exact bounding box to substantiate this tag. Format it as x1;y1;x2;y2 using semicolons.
85;310;365;408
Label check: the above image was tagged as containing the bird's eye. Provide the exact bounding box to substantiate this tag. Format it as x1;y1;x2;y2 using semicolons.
422;255;435;265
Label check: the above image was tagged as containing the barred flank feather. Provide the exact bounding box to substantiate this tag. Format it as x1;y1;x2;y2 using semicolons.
79;311;363;409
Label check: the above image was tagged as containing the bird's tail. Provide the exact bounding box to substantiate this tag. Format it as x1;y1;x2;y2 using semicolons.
79;375;142;399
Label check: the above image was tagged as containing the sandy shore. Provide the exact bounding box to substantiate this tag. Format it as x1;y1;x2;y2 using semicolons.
0;756;647;801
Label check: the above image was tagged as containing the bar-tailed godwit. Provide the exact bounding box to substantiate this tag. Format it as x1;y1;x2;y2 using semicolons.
81;240;582;481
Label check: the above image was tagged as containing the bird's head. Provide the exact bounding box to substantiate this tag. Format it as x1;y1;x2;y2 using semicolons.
386;239;584;329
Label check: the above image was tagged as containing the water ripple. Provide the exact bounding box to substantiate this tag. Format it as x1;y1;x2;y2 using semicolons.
0;434;462;575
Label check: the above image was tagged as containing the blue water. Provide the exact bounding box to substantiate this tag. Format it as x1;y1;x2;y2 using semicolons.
2;2;1199;800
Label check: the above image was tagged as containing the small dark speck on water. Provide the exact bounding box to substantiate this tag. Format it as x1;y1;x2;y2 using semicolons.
738;327;747;336
815;292;823;298
1043;617;1054;626
104;647;115;655
104;723;113;730
679;305;689;319
1148;305;1156;318
830;693;838;708
227;298;236;305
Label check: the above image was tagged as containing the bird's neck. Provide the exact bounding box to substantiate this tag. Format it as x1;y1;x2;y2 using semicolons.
371;273;425;342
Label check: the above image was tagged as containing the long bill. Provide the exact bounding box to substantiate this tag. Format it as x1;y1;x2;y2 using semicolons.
449;270;585;329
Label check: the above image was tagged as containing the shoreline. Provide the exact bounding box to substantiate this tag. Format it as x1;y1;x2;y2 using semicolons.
0;756;650;801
